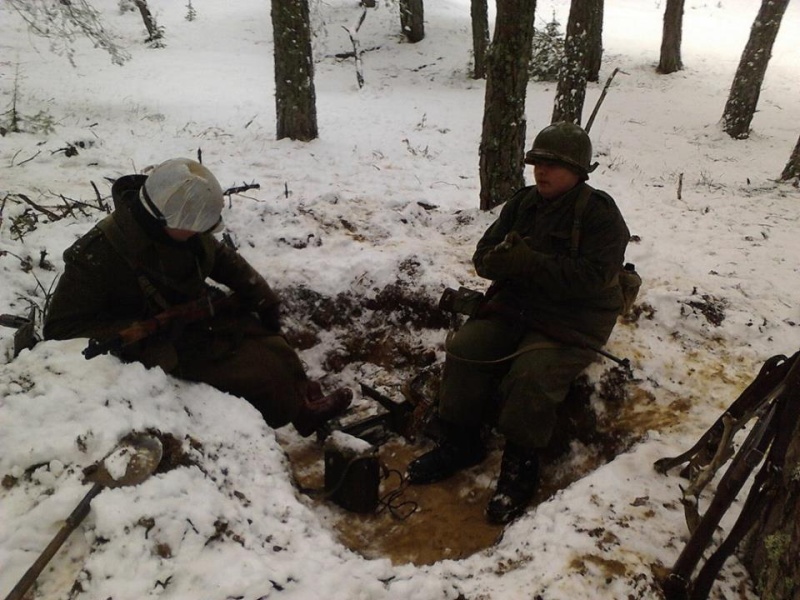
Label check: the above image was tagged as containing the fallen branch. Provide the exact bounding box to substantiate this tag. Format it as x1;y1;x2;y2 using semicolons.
13;150;41;167
90;180;111;213
585;67;627;133
15;193;61;221
332;45;381;60
223;182;261;197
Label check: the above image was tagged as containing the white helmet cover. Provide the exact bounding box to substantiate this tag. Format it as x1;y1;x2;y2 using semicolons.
141;158;225;233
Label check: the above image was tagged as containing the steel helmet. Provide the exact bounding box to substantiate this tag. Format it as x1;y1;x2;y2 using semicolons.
524;122;597;178
141;158;225;233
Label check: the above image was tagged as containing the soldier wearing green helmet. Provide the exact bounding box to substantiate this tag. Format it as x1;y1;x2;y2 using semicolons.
407;122;631;525
525;121;598;178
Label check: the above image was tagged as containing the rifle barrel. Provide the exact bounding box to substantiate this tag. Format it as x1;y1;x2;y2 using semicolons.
82;293;239;360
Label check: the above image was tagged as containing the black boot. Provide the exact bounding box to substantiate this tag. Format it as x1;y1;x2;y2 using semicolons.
406;423;486;484
485;442;539;525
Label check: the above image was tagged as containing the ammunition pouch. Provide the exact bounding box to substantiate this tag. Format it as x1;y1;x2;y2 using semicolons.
619;263;642;317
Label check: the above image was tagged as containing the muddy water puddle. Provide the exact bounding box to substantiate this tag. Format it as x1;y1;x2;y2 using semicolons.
284;436;506;565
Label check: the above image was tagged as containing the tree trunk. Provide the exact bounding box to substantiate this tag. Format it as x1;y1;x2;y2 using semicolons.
657;0;684;74
721;0;790;139
552;0;592;125
585;0;603;83
399;0;424;43
478;0;536;211
271;0;318;141
741;402;800;599
781;134;800;181
470;0;489;79
132;0;162;42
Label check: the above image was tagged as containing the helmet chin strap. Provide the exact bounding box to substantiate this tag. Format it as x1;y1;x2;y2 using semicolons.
139;185;168;226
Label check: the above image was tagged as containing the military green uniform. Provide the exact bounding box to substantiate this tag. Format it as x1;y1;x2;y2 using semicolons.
439;182;630;449
44;175;308;427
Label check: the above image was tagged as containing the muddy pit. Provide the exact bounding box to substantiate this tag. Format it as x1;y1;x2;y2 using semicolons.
271;285;734;566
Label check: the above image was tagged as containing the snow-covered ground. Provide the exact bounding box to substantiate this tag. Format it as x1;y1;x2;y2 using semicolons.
1;1;799;598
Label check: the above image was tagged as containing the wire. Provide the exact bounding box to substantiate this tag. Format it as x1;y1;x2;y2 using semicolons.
377;468;418;520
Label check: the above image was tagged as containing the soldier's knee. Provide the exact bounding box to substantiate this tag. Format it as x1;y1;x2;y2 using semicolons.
498;401;557;449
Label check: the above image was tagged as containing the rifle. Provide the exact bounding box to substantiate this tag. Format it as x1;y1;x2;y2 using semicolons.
653;352;792;528
319;382;428;445
481;298;631;371
438;286;631;371
657;350;800;600
83;293;240;360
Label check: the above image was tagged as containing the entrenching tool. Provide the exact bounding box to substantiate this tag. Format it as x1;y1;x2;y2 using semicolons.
317;383;423;445
4;432;163;600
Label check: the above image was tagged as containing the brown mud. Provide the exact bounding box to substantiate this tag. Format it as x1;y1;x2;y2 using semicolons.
276;284;753;566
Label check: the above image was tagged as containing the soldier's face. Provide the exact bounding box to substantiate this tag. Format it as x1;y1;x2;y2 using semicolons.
164;228;197;242
532;161;581;199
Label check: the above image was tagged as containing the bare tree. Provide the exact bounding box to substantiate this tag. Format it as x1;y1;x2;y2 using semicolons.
721;0;790;139
7;0;131;65
585;0;604;83
470;0;490;79
399;0;424;43
132;0;162;43
657;0;684;74
552;0;592;124
478;0;536;211
780;134;800;181
271;0;318;141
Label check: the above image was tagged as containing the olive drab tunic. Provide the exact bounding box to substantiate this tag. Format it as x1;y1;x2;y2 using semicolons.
44;175;308;427
474;183;629;347
439;183;630;450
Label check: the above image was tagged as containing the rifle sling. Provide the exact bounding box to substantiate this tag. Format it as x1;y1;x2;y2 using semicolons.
570;183;594;259
445;329;563;365
97;215;171;311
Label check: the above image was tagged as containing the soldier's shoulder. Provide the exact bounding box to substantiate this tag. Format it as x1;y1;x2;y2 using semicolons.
588;186;617;206
63;225;113;263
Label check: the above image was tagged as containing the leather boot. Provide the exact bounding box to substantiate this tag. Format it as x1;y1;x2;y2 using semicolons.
293;384;353;437
406;422;486;484
485;442;539;525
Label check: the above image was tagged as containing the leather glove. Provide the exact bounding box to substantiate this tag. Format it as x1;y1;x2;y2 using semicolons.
480;232;537;280
257;301;282;332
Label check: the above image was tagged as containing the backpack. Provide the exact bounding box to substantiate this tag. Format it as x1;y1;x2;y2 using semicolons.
572;184;641;317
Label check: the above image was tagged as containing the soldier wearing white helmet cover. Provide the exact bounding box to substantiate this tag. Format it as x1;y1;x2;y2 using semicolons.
45;158;350;436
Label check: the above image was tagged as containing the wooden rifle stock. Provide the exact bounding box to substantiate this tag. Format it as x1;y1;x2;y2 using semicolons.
83;293;239;359
660;350;800;600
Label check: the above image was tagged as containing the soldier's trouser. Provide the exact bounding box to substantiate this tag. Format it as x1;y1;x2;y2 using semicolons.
439;317;596;450
176;313;308;428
